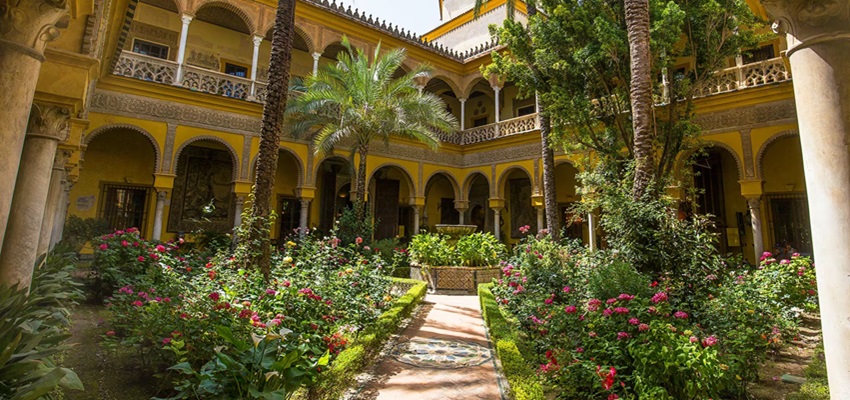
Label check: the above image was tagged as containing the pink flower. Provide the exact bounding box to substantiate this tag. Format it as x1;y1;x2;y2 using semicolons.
638;323;650;332
618;293;635;301
266;289;276;295
99;243;108;251
562;286;571;293
674;311;689;319
780;259;790;265
565;305;577;314
208;292;220;302
602;308;614;317
690;336;699;343
121;240;129;247
105;330;116;336
137;256;145;262
628;318;640;325
651;292;668;304
587;298;603;312
116;230;125;235
617;332;630;340
269;318;282;326
544;295;554;305
363;246;371;251
355;237;363;245
608;394;620;400
132;300;143;307
155;244;166;253
588;331;598;337
792;253;800;258
162;337;172;345
606;298;617;304
702;335;718;347
613;307;629;315
576;347;584;353
519;225;531;234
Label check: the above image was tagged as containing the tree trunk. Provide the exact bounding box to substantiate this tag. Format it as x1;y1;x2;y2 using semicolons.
355;144;369;220
624;0;655;198
248;0;296;280
539;107;560;240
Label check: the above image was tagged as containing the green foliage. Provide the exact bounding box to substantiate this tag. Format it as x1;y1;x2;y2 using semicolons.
408;232;505;267
337;205;374;246
487;0;764;179
0;253;85;400
586;258;653;301
478;284;544;400
788;345;829;400
61;216;110;252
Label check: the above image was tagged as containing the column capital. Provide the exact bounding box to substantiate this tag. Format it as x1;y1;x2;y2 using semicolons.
312;52;322;61
1;0;69;58
252;35;264;46
156;190;169;201
488;197;505;210
762;0;850;55
487;73;504;89
453;199;469;211
180;13;194;24
738;179;765;198
234;195;246;205
458;97;467;103
27;104;70;141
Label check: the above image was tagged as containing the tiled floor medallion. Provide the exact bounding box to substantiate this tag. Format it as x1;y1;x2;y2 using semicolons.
391;338;492;369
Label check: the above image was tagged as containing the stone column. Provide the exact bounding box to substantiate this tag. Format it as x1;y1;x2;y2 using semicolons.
233;195;246;230
312;52;321;75
760;2;850;396
0;0;69;254
746;196;764;262
412;205;422;235
459;98;467;131
492;85;501;123
0;104;70;288
174;14;193;85
536;207;545;232
299;199;311;235
49;180;72;248
36;149;71;256
492;208;503;241
151;190;168;241
587;212;597;250
249;35;263;98
454;200;469;225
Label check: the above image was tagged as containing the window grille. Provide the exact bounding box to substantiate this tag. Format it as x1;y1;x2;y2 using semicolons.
100;184;151;233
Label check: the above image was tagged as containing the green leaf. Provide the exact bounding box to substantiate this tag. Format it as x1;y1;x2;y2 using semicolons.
167;362;195;375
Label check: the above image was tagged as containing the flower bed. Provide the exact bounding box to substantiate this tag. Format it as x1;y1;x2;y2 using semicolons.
408;231;505;292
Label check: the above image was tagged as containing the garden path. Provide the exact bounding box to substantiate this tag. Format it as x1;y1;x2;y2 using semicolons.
355;294;504;400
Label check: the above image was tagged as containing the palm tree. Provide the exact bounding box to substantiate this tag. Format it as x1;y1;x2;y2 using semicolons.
247;0;296;279
288;38;458;219
623;0;655;198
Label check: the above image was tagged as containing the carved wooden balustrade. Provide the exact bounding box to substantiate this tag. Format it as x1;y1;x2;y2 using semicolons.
113;51;177;84
180;65;252;100
693;57;790;98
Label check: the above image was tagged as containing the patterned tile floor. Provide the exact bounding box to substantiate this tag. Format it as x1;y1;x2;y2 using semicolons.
356;295;504;400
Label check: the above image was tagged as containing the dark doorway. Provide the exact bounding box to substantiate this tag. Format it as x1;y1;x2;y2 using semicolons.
374;179;400;240
440;198;460;224
767;194;813;255
693;151;728;253
277;196;301;239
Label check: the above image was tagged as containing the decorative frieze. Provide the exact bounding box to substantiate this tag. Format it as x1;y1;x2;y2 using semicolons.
694;99;797;134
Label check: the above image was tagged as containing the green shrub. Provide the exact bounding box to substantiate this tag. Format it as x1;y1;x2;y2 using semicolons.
408;233;453;266
61;216;110;252
0;253;85;399
409;232;505;267
788;345;829;400
478;283;544;400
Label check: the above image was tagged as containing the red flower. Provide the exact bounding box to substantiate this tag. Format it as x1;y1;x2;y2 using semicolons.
608;395;620;400
209;292;220;302
597;366;617;390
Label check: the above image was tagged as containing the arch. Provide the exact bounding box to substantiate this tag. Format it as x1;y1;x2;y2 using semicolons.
321;41;349;61
677;141;745;182
140;0;182;13
497;165;533;199
265;24;316;54
423;171;461;199
756;130;800;179
249;146;305;186
424;76;462;98
461;76;492;99
84;124;162;172
367;163;417;198
192;0;256;35
172;135;240;181
312;155;352;185
461;171;490;201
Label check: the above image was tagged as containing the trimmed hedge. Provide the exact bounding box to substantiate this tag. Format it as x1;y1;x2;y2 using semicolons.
479;283;545;400
303;278;428;400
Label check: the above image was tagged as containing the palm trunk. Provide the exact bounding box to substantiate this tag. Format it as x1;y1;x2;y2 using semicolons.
624;0;655;198
539;107;560;240
355;144;369;219
248;0;296;280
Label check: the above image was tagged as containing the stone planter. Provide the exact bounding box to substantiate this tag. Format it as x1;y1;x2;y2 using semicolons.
410;264;501;292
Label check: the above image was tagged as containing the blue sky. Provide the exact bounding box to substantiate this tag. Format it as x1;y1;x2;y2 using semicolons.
346;0;444;34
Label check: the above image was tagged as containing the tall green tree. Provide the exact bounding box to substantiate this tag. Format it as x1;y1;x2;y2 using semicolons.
288;38;458;220
487;0;759;182
246;0;297;280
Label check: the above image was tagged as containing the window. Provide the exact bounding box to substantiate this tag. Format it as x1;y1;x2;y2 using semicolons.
743;45;775;64
473;117;488;127
224;63;249;78
516;105;536;117
100;184;151;232
277;197;302;239
132;39;169;60
767;194;813;254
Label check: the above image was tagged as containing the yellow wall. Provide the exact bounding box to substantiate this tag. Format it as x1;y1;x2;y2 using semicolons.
762;135;806;193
